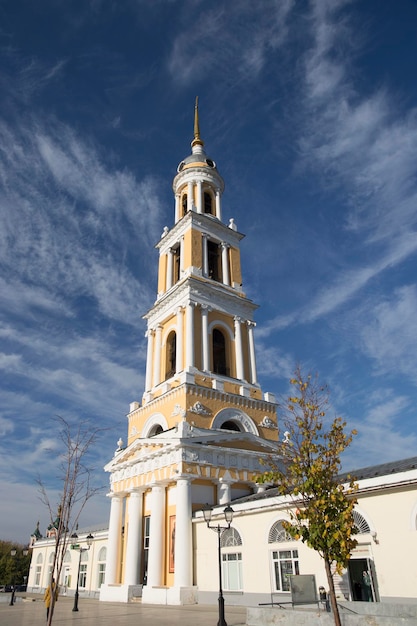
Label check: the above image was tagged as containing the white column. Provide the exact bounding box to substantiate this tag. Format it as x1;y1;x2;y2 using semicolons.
247;322;258;384
146;485;166;587
234;316;245;381
175;193;180;222
166;248;174;290
201;305;210;371
185;302;195;369
221;243;230;286
176;307;184;373
196;180;203;213
124;491;143;586
153;325;162;387
174;478;192;587
106;494;124;584
202;234;208;278
215;189;222;221
187;182;193;212
145;329;154;392
179;237;184;276
217;481;231;505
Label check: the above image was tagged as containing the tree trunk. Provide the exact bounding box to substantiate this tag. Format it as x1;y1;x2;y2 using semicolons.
324;558;342;626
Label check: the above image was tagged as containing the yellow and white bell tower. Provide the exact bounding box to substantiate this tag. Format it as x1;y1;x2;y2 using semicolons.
100;100;281;606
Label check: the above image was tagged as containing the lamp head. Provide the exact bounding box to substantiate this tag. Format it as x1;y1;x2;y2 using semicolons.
86;533;94;547
202;504;213;524
224;506;234;525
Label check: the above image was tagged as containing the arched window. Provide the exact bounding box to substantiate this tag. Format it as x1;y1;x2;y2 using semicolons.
182;193;188;215
268;520;292;543
269;520;299;592
35;553;43;586
48;552;55;578
97;547;106;588
148;424;163;436
208;240;221;281
165;331;176;379
220;528;243;591
213;328;228;376
221;528;242;548
221;421;241;432
353;510;371;534
173;246;181;283
204;192;213;214
79;551;89;589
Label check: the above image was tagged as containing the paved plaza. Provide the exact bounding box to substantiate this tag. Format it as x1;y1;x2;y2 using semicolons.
0;594;247;626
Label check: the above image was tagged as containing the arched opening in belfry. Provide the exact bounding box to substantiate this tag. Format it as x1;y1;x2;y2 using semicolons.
213;328;228;376
165;331;176;379
208;240;221;282
204;191;213;215
182;193;188;215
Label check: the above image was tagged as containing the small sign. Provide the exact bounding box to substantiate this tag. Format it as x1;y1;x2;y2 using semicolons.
71;544;80;550
290;574;318;606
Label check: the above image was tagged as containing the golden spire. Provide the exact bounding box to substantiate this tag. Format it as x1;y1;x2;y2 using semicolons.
191;96;204;149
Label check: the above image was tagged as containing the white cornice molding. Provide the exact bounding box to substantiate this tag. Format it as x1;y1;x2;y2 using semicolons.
144;278;257;324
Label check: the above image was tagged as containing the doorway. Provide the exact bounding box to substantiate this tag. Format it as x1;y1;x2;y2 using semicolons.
348;558;377;602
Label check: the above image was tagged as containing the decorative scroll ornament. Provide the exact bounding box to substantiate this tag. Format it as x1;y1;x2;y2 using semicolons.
189;401;212;416
260;416;278;430
172;404;186;418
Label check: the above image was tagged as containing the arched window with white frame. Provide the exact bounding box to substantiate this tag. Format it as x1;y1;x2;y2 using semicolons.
268;519;299;592
35;553;43;586
353;510;371;534
220;527;243;591
97;547;106;588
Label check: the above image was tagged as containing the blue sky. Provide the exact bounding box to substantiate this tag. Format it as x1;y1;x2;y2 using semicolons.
1;0;417;543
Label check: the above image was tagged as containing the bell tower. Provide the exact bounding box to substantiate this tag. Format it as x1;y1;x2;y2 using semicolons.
101;101;281;606
129;98;276;441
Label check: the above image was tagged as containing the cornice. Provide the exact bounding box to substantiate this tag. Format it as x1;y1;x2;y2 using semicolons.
144;276;257;324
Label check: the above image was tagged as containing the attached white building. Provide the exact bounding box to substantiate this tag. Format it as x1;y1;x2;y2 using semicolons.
27;456;417;606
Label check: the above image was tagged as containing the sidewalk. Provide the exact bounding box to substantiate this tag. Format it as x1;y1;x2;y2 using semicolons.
0;594;247;626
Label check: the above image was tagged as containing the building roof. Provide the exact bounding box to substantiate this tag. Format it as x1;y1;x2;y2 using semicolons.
339;455;417;481
228;455;417;507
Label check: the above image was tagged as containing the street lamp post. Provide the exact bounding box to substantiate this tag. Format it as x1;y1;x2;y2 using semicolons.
9;548;29;606
70;533;94;612
203;505;234;626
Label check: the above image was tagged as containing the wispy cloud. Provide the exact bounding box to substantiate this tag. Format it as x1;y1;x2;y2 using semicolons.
168;1;294;86
0;115;161;326
260;0;417;334
359;285;417;378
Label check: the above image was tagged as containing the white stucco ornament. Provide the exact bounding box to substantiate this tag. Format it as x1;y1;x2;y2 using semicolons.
189;401;212;416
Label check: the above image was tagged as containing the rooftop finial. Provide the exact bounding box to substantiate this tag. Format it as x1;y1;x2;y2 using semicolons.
191;96;204;149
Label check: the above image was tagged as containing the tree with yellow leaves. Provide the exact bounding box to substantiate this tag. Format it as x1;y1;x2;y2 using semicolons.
261;368;358;626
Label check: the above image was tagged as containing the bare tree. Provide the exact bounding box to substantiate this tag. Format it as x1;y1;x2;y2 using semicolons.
37;416;103;625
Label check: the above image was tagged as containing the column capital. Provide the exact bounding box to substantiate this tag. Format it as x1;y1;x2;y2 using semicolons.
247;320;256;328
128;488;145;497
107;491;126;500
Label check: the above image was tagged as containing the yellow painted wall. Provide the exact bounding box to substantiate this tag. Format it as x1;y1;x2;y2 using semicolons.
229;246;242;286
158;252;167;294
